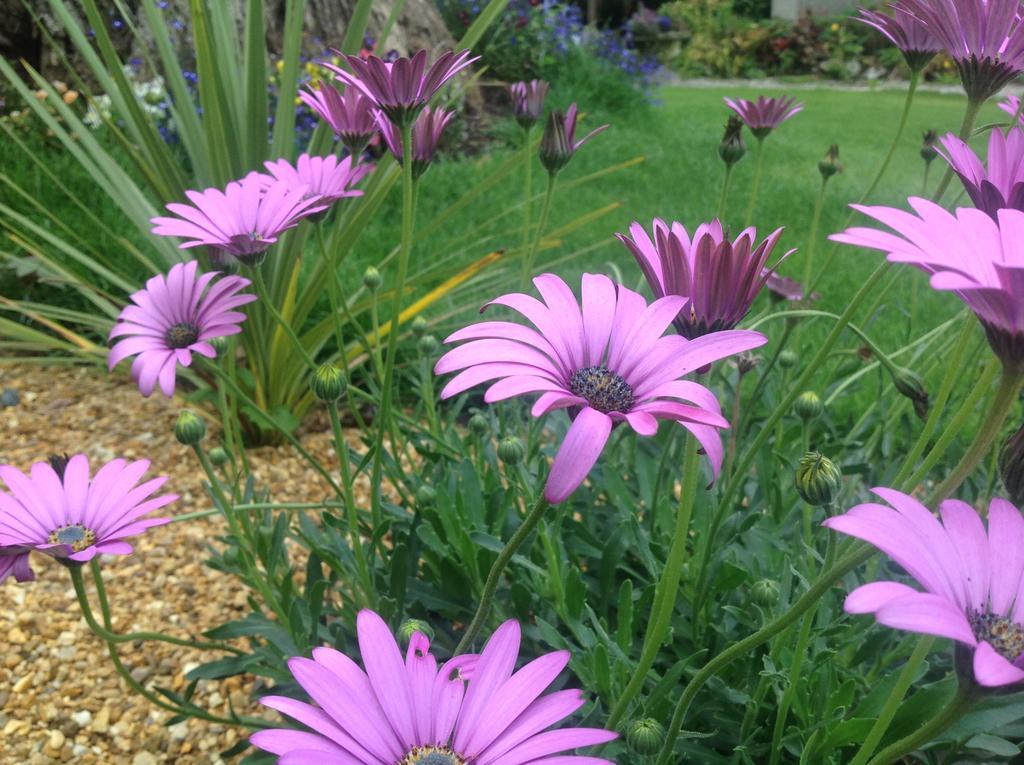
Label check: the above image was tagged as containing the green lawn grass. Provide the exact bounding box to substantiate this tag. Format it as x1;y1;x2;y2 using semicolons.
360;84;998;379
2;83;1000;402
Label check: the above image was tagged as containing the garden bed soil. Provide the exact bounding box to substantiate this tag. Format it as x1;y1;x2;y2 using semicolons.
0;363;368;765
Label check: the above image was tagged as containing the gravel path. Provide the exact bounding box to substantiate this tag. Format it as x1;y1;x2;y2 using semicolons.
0;364;365;765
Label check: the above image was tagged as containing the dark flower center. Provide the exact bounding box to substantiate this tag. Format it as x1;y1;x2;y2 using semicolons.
166;322;200;349
401;747;465;765
569;366;634;414
969;610;1024;663
48;524;97;553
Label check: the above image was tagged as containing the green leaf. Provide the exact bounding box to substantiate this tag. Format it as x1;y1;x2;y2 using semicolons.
965;734;1019;756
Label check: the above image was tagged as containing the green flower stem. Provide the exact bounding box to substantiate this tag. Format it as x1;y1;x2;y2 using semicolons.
370;121;418;534
224;336;251;475
927;366;1024;502
655;313;988;763
192;442;289;626
327;399;375;606
250;267;317;370
901;358;999;494
606;436;701;730
455;492;551;654
171;501;347;523
520;173;556;291
70;566;265;728
767;531;835;765
315;222;351;374
312;224;377;437
744;137;766;227
521;124;533;254
737;320;795;440
202;358;347;498
890;312;978;488
717;164;734;218
810;73;920;292
654;541;872;765
369;287;386;383
858;71;920;205
848;636;936;765
921;161;932;196
420;353;442;437
693;260;890;614
802;176;829;291
864;683;978;765
932;97;985;202
724;368;746;479
63;562;242;654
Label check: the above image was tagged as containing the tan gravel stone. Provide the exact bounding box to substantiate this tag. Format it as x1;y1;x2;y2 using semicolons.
0;364;375;762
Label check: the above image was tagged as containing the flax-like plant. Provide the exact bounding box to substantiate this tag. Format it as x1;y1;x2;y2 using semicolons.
0;0;634;441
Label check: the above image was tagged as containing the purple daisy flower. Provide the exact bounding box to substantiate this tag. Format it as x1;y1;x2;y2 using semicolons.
260;154;372;208
250;610;617;763
376;106;455;179
300;82;377;156
0;547;33;584
616;219;792;339
434;273;766;503
509;79;549;129
831;198;1024;371
897;0;1024;103
539;104;608;175
825;490;1024;687
326;49;479;127
0;454;176;564
999;95;1024;126
765;272;819;303
108;261;256;397
938;127;1024;218
724;96;803;140
857;4;942;72
150;174;327;266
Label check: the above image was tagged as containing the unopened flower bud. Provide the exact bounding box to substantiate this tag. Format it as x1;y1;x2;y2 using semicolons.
411;316;429;337
311;364;346;401
469;412;489;436
208;446;230;467
999;423;1024;506
362;266;382;292
718;115;746;167
795;451;842;508
794;391;823;421
779;349;798;369
208;335;230;355
174;410;206;446
890;366;929;420
737;352;761;376
418;334;439;356
398;618;435;644
921;129;938;163
539;110;571;174
416;484;437;508
627;718;665;755
751;578;781;608
818;144;842;179
498;436;526;465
